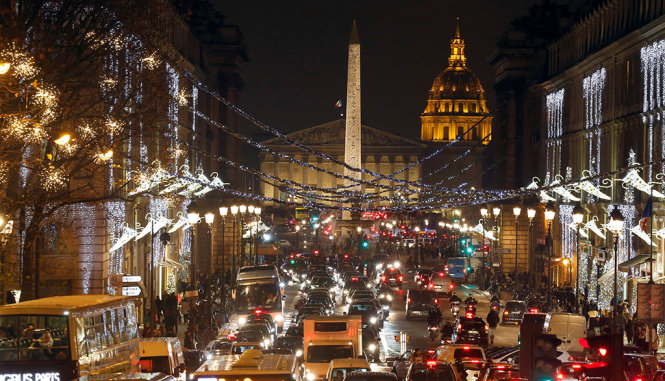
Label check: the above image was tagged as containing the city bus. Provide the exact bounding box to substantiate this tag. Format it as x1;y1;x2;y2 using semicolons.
0;295;140;380
235;265;285;331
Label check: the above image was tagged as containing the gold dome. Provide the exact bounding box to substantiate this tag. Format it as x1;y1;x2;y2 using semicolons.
429;66;486;102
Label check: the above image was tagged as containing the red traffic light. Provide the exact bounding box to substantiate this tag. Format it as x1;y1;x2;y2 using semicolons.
598;347;607;356
313;250;319;255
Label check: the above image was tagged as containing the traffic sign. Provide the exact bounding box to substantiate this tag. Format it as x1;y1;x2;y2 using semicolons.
121;286;141;296
122;275;142;283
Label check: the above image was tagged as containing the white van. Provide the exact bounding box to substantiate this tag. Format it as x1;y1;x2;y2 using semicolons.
139;337;186;378
543;313;587;354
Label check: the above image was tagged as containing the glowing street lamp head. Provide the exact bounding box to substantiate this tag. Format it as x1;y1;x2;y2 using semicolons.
480;207;488;217
54;133;71;146
513;206;522;217
187;212;200;224
572;204;585;225
230;205;239;215
527;208;536;219
545;202;556;221
0;62;10;75
239;205;247;214
492;207;501;216
609;207;624;234
204;212;215;224
219;207;228;217
248;205;255;214
255;207;261;215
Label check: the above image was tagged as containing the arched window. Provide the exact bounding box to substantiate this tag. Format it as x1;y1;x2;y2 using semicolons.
457;103;463;113
470;103;476;113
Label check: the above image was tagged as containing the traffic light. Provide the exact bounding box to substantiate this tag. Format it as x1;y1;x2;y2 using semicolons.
460;238;467;245
482;244;490;255
530;334;562;381
361;240;369;248
465;246;474;255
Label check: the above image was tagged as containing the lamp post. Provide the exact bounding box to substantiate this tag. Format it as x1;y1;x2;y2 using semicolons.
545;203;556;311
230;205;239;275
480;206;488;247
204;212;215;275
187;206;200;285
248;205;255;261
527;208;536;282
239;205;247;266
357;226;362;256
609;207;624;329
254;207;261;264
414;226;421;265
219;207;228;278
492;207;501;251
572;204;584;311
513;206;521;277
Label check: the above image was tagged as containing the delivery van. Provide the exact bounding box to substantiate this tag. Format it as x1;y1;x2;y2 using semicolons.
139;337;186;378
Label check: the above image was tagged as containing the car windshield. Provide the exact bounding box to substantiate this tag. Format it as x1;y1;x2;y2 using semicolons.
408;367;456;381
306;345;354;363
506;302;526;311
232;345;259;354
286;326;303;337
460;320;486;330
330;368;369;381
349;305;377;314
212;341;231;350
453;348;484;360
624;356;644;374
236;282;280;313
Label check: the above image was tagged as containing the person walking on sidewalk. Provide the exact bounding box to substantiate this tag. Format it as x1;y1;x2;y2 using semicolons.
487;308;500;345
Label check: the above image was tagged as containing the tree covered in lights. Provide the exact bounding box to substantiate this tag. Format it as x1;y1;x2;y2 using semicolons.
0;0;192;300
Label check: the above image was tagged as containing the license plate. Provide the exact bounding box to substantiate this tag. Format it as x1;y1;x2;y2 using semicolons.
469;330;479;334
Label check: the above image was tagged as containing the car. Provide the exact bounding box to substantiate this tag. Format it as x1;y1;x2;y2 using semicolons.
204;339;232;358
346;371;398;381
501;300;527;324
430;272;454;296
390;350;415;380
554;362;587;381
307;295;335;314
343;276;371;302
381;267;404;288
326;358;371;381
414;268;432;283
451;316;490;348
246;311;277;335
273;335;304;357
362;324;382;362
623;353;660;381
477;362;520;381
296;306;326;322
348;289;376;302
237;324;273;347
348;301;383;327
434;343;486;364
404;362;456;381
405;289;437;320
285;323;304;338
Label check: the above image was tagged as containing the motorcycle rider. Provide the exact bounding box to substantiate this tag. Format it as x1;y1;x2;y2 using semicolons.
464;295;477;305
490;293;501;305
450;292;461;303
428;308;440;328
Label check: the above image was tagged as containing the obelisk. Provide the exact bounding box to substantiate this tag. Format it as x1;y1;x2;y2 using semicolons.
343;21;361;221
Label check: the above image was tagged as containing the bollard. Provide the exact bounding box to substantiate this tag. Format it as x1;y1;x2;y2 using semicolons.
400;331;407;355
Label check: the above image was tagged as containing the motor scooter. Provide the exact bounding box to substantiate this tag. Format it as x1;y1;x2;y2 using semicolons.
451;301;460;317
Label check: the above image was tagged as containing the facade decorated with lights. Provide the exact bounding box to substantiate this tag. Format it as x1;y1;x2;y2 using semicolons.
491;0;665;308
0;1;248;302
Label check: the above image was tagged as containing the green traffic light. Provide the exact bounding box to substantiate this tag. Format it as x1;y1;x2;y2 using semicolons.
363;263;368;267
290;260;295;265
466;247;473;254
362;241;369;248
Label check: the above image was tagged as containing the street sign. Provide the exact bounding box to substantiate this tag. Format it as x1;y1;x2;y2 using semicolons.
122;275;142;283
121;286;141;296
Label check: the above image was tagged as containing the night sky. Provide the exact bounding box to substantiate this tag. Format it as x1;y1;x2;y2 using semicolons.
217;1;539;142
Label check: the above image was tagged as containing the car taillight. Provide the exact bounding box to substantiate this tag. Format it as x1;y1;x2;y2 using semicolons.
571;364;582;369
428;283;434;288
556;373;564;380
439;272;444;277
434;298;438;304
463;345;470;350
485;325;489;331
449;284;454;289
381;275;386;281
398;275;403;281
228;333;236;340
465;312;474;318
529;308;539;313
496;365;505;369
458;324;462;332
426;360;437;368
407;297;411;304
504;311;509;315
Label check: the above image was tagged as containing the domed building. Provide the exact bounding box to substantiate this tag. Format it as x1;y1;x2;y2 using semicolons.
421;19;492;142
420;19;492;189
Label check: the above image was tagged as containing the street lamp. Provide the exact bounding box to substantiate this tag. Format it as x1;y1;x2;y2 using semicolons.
544;202;556;311
572;204;584;310
231;205;239;274
492;206;501;250
254;207;261;264
513;206;521;276
527;208;536;281
414;226;421;265
187;207;200;285
609;207;624;326
219;206;228;277
204;212;215;275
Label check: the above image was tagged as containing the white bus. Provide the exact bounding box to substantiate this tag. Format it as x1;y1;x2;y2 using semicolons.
235;265;284;331
0;295;140;380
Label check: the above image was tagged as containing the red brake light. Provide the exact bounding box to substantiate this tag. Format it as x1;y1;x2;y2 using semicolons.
434;298;438;304
579;338;589;348
496;365;505;369
351;277;358;281
449;284;454;289
381;275;386;281
585;362;608;369
407;297;411;304
465;312;474;318
556;373;564;380
254;308;262;315
471;359;479;363
428;283;434;288
228;333;236;340
344;254;349;259
571;364;582;369
426;360;437;368
439;272;444;277
529;308;539;313
634;378;643;381
598;348;608;356
504;311;509;315
485;325;489;331
463;345;470;350
457;324;462;332
398;275;404;281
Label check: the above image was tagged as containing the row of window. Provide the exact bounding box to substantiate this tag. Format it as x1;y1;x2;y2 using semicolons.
74;306;138;356
436;102;479;113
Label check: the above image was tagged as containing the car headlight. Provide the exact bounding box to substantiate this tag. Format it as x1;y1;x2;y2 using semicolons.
306;372;316;381
368;343;377;352
279;282;285;288
387;295;393;301
370;317;377;324
238;317;246;325
264;338;271;346
206;353;212;360
379;294;385;299
375;264;382;270
274;314;283;322
296;349;303;357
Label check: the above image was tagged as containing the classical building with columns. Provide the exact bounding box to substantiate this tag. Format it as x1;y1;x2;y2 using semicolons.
259;119;424;208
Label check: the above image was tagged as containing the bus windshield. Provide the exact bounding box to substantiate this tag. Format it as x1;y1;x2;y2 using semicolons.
237;282;280;313
0;315;70;361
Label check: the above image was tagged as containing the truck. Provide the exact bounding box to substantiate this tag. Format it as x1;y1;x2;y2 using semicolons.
303;315;363;381
234;265;285;331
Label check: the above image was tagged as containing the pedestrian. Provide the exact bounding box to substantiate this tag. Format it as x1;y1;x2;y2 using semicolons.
487;308;499;345
181;299;190;324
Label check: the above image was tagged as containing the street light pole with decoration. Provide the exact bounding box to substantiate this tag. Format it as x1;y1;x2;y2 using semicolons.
572;204;585;311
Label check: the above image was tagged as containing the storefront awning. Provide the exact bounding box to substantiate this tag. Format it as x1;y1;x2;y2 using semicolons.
618;254;651;272
598;269;615;283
